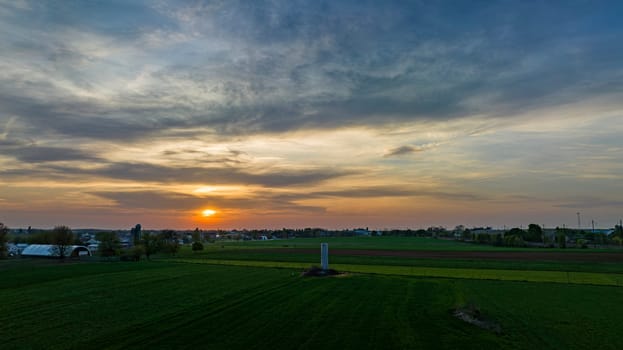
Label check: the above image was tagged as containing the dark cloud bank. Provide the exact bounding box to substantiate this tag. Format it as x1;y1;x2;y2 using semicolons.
1;0;622;141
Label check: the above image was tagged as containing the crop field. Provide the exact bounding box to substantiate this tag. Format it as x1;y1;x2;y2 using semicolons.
222;236;621;252
3;237;623;349
183;236;623;276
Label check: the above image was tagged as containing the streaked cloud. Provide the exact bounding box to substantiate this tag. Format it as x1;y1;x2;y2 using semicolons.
384;143;440;157
3;145;100;163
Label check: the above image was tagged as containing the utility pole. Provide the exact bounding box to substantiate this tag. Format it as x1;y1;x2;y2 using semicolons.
591;220;597;248
577;212;581;230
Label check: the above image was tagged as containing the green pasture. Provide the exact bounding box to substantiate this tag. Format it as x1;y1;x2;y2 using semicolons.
170;258;623;286
221;236;618;252
181;248;623;274
2;260;623;349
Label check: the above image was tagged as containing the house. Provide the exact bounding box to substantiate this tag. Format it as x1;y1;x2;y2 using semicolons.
353;229;370;236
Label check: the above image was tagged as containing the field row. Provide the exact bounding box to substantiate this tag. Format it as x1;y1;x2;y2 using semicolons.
169;258;623;286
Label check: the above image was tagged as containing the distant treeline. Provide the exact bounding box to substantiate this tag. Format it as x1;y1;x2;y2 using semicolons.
3;223;623;259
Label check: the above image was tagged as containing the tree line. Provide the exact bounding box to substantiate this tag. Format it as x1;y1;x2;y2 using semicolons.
2;222;623;259
98;229;187;261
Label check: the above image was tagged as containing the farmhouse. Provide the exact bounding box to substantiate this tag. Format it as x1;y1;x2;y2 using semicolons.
21;244;92;258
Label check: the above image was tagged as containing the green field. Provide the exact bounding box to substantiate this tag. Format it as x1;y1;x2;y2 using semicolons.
183;249;623;274
181;236;623;277
221;236;615;252
3;236;623;349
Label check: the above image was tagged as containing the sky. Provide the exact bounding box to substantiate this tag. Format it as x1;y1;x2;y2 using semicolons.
1;0;622;230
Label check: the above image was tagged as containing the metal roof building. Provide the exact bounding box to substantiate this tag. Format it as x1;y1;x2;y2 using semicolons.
21;244;92;258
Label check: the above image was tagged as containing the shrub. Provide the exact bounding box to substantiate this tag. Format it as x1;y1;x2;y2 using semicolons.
160;241;180;255
122;245;144;261
503;235;525;247
192;241;204;252
576;239;588;249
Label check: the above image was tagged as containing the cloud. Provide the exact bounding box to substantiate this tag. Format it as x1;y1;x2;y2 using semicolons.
312;187;484;201
88;184;483;217
554;197;623;209
91;191;203;211
384;142;443;157
384;145;426;157
92;163;348;186
386;146;420;157
2;145;100;163
1;161;351;188
91;190;325;214
1;0;622;142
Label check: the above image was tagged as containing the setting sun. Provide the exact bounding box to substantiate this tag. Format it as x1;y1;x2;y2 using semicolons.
202;209;217;217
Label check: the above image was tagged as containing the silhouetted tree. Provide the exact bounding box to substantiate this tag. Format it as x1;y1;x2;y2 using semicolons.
51;225;74;260
159;229;180;255
27;230;53;244
526;224;543;242
160;229;177;242
462;229;472;241
609;225;623;246
192;241;204;252
141;232;160;260
507;227;525;237
192;228;201;242
96;231;121;258
504;228;526;247
0;222;9;259
555;227;568;248
504;234;524;247
130;244;145;261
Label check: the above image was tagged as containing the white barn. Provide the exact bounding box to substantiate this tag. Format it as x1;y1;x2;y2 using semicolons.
21;244;92;258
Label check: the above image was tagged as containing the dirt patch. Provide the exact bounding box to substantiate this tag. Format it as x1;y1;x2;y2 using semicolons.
256;248;623;263
453;305;502;334
301;265;343;277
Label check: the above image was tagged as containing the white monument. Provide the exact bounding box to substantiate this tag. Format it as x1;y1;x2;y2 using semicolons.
321;243;329;270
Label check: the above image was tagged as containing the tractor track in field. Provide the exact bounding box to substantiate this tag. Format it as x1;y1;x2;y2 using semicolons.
252;248;623;262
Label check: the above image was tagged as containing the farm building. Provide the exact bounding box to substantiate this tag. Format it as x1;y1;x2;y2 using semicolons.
20;244;92;258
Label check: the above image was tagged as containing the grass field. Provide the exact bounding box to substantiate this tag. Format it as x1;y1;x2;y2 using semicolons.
2;260;623;349
182;249;623;274
3;236;623;349
167;258;623;286
180;236;623;276
221;236;618;252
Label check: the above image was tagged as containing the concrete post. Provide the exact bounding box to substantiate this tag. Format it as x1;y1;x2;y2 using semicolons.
321;243;329;270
